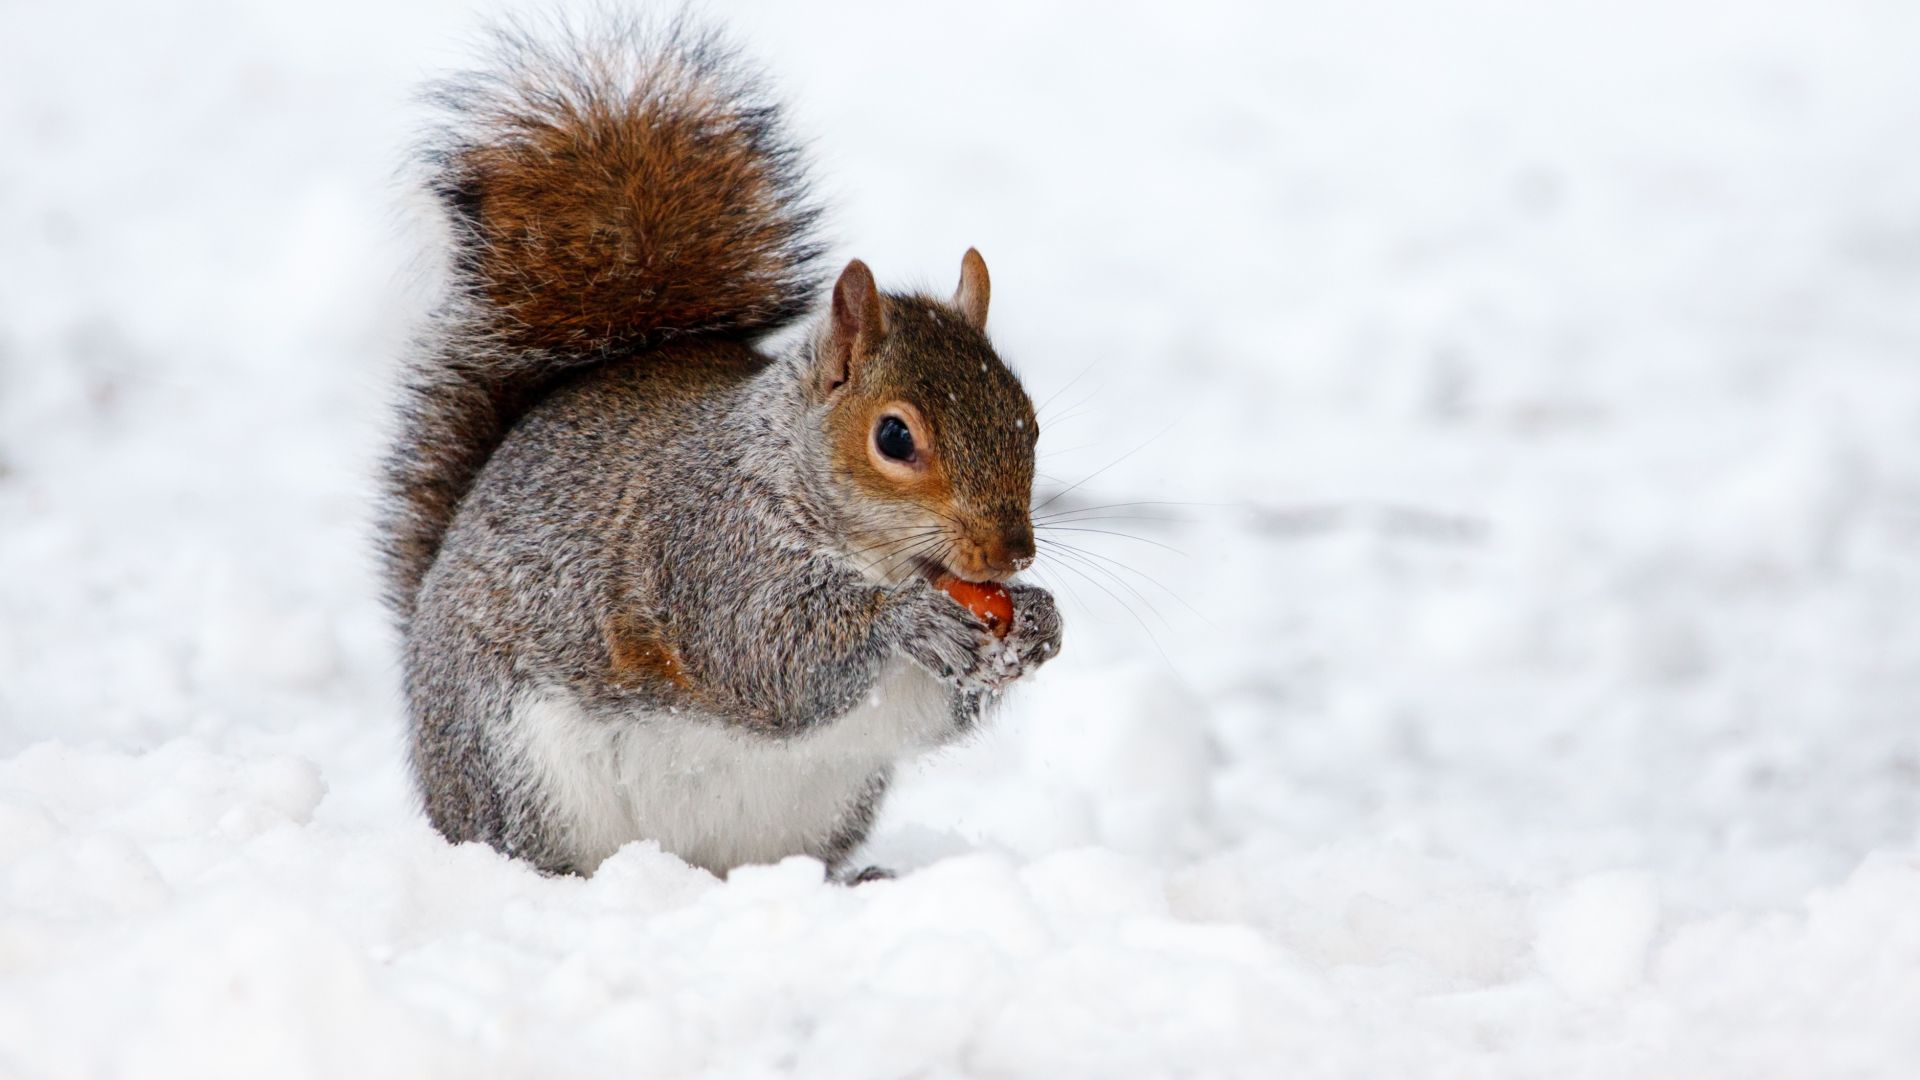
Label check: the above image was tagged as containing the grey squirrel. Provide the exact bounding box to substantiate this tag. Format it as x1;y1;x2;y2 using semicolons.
378;17;1063;879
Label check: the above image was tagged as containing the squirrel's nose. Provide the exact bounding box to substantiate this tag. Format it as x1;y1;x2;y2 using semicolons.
993;525;1036;574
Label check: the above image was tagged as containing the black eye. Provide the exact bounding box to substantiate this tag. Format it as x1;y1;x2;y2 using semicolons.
875;415;915;462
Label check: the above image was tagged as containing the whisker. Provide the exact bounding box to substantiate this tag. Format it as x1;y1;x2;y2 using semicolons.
1038;403;1096;431
1038;536;1213;628
933;536;957;581
1034;525;1188;557
1037;547;1175;671
852;534;948;576
1030;423;1177;515
846;527;945;561
1035;514;1190;529
1024;562;1071;603
858;532;948;578
1039;539;1177;634
1033;360;1099;420
1033;499;1223;522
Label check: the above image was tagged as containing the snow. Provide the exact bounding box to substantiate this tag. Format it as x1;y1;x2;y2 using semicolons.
1533;870;1660;1002
4;0;1920;1076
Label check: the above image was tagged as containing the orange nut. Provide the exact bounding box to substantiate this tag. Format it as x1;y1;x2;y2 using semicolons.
935;575;1014;638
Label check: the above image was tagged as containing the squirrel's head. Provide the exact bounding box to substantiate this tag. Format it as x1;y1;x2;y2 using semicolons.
810;250;1038;587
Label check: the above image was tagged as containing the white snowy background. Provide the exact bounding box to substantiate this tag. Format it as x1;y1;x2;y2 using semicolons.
4;0;1920;1076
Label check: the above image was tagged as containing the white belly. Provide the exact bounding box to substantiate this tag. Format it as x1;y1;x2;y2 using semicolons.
502;659;952;874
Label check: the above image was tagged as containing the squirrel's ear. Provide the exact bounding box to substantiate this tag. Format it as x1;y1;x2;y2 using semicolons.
820;259;886;397
952;248;990;330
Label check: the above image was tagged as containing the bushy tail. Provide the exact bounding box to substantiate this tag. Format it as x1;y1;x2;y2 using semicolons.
381;15;825;623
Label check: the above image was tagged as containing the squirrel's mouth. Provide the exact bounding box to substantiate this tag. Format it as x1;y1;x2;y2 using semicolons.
911;553;1010;586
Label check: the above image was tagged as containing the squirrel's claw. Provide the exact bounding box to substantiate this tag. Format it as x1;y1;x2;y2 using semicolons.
950;583;1064;692
1000;583;1064;682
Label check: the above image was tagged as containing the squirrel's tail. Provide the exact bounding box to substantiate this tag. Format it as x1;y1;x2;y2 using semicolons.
381;15;825;622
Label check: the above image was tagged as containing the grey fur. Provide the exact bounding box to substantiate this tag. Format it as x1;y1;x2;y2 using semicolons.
383;19;1063;878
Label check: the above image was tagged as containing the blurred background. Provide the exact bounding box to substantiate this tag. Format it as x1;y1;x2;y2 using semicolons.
3;1;1919;1076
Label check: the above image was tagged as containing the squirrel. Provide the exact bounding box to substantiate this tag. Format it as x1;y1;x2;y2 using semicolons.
378;18;1063;880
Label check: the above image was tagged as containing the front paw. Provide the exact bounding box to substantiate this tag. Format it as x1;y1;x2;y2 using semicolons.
991;583;1063;683
892;582;992;686
830;864;896;886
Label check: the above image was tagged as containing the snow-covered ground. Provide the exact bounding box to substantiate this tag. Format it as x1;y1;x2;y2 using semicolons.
5;0;1920;1075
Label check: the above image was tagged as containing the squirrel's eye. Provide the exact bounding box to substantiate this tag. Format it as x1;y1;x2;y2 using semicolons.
875;415;915;462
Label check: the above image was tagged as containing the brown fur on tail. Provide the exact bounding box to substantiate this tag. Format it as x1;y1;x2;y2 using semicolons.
381;15;825;622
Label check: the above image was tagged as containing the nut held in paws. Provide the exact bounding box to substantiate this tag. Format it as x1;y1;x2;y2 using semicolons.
935;574;1014;637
